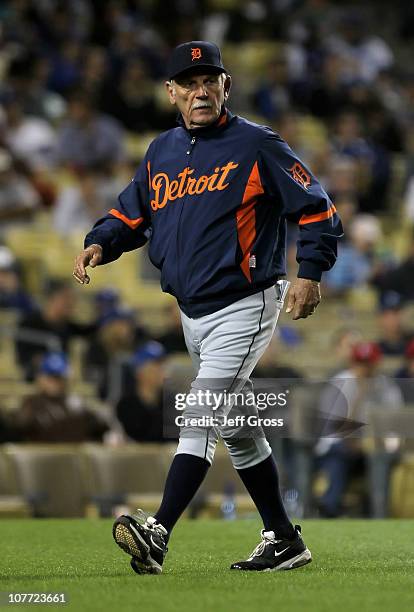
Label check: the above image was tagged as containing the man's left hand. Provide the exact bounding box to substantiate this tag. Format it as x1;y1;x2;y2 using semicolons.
285;278;321;320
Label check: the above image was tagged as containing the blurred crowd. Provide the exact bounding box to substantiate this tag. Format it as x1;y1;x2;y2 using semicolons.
0;1;413;289
0;253;187;443
1;0;414;517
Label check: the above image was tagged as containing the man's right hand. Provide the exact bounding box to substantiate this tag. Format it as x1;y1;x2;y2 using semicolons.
73;244;103;285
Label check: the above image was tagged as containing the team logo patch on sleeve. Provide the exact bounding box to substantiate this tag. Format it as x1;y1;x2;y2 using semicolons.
288;162;311;190
191;48;202;61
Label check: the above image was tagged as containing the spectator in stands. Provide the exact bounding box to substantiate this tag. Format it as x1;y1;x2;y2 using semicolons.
324;156;359;206
330;109;391;212
273;111;322;168
16;279;95;381
332;197;358;245
335;196;357;228
253;52;303;121
94;288;120;320
0;246;36;314
78;46;108;102
106;10;165;79
331;110;374;162
328;327;363;376
52;166;122;236
377;291;414;356
327;12;394;83
253;335;304;381
394;339;414;404
308;53;350;119
1;52;66;122
156;302;187;354
100;58;160;132
56;90;125;170
0;409;16;442
315;341;403;517
399;75;414;125
47;40;83;95
0;148;41;234
324;214;383;295
0;93;57;171
364;95;404;154
116;341;170;442
371;239;414;302
272;111;301;152
14;352;108;443
83;309;138;401
329;111;375;205
92;295;148;341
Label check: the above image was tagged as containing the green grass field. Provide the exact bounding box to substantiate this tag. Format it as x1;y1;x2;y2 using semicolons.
0;519;413;612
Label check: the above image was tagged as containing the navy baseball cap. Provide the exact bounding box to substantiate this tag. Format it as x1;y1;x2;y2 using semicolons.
133;341;166;370
378;290;404;312
98;308;134;329
95;288;119;305
40;352;69;377
167;41;226;80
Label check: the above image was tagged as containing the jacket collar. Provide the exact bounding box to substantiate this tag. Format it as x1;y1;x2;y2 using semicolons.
177;106;234;137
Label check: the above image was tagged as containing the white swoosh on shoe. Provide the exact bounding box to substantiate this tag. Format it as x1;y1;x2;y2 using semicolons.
274;547;290;557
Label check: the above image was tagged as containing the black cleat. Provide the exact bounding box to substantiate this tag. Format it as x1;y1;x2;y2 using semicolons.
230;525;312;572
112;510;168;575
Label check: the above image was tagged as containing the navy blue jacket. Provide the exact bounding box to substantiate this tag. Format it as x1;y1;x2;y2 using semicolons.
84;109;343;317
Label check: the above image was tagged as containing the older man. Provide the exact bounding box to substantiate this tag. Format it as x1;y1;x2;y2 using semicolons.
74;41;343;574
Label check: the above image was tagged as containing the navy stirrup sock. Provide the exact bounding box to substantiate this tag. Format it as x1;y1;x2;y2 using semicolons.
154;453;210;535
236;454;295;539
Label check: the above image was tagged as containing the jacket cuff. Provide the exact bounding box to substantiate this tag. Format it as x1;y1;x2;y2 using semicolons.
84;234;98;248
297;261;323;282
84;235;107;264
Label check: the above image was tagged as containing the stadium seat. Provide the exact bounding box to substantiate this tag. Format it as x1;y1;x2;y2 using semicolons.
0;448;19;495
390;454;414;518
0;448;30;516
193;443;256;518
82;443;169;516
364;407;414;517
222;40;280;81
3;444;87;517
0;495;31;518
0;311;20;380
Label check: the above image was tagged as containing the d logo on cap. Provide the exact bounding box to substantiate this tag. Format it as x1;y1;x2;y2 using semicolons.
191;47;202;61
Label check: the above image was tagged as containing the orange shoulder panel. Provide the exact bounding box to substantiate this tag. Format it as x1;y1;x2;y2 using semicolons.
236;161;264;282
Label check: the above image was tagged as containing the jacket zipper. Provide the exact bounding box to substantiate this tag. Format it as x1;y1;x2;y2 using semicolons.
176;134;197;299
187;135;196;155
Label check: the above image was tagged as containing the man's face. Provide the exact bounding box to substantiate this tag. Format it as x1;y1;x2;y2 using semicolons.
165;70;231;129
37;374;66;397
352;362;377;378
68;99;92;124
379;309;403;335
47;288;75;320
136;360;165;390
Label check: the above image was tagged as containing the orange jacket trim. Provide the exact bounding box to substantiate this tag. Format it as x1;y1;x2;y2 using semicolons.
109;208;144;230
217;112;228;127
147;160;151;188
298;204;337;226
